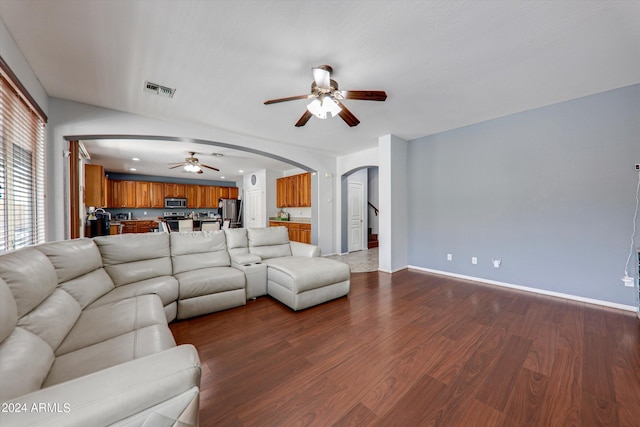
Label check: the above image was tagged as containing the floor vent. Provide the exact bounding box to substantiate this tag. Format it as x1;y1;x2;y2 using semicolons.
143;80;176;98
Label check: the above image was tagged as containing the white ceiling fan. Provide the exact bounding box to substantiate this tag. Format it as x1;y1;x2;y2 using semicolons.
168;152;220;174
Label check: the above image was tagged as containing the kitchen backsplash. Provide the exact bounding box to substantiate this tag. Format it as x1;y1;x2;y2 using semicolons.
106;208;220;220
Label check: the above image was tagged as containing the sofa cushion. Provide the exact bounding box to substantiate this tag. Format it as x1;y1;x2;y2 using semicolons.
0;248;58;317
88;275;179;309
247;227;292;259
0;327;54;401
94;233;172;287
58;268;115;309
37;238;114;308
224;228;249;256
55;295;168;356
170;231;230;274
0;278;17;343
44;324;176;387
176;267;245;299
36;238;103;283
17;289;81;350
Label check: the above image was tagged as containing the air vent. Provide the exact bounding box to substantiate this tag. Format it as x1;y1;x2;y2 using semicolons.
143;80;176;98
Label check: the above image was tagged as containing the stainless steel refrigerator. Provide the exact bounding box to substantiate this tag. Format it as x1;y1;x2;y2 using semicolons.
219;198;241;228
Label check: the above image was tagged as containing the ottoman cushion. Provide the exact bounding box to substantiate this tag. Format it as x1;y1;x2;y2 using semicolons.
264;257;350;293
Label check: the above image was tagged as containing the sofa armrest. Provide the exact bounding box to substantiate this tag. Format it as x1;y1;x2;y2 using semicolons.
289;241;321;257
0;345;201;427
230;253;262;268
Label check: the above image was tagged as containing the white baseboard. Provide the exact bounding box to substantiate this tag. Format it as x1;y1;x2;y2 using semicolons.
378;265;409;274
408;265;637;312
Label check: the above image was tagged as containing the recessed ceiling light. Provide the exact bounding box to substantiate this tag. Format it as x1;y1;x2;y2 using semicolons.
129;168;137;171
220;176;225;179
132;157;140;161
238;170;244;173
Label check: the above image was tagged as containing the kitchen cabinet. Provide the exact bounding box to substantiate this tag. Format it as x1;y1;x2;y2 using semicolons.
299;223;311;244
120;220;158;234
102;177;109;208
85;164;105;207
106;178;238;208
217;186;229;200
186;185;199;208
135;181;150;208
108;180;136;208
149;182;164;208
164;183;186;198
269;221;311;244
276;172;311;207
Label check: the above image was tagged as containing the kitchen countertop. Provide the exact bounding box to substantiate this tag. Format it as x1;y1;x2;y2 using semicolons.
269;217;311;224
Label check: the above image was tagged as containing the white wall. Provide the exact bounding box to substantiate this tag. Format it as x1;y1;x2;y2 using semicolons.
379;134;408;273
0;18;48;114
47;98;337;254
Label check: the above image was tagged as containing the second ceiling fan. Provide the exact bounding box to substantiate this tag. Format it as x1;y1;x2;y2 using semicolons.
264;65;387;127
168;152;219;174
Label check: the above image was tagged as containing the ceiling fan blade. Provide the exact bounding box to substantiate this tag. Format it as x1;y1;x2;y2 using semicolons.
295;110;313;127
335;101;360;127
340;90;387;101
264;94;312;105
169;164;184;169
200;164;220;171
312;66;331;89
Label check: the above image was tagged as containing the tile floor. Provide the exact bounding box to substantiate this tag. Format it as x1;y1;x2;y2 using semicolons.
325;247;379;272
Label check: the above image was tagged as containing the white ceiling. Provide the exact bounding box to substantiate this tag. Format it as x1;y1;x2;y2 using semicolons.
1;0;639;179
83;138;298;183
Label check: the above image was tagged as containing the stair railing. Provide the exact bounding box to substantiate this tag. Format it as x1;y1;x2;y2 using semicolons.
368;202;379;216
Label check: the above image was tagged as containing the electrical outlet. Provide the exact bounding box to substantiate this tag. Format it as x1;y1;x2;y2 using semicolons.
622;276;634;287
447;253;452;261
471;257;477;265
492;258;501;268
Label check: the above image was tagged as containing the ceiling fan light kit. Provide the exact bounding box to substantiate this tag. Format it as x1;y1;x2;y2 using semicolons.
306;96;342;119
264;64;387;127
168;151;219;174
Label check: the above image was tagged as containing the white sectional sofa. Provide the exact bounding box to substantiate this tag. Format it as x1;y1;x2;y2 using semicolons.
0;226;349;426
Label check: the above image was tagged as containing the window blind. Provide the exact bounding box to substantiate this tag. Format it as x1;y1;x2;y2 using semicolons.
0;70;46;253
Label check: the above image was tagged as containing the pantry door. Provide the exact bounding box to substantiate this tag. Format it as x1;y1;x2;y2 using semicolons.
348;181;364;252
245;189;264;228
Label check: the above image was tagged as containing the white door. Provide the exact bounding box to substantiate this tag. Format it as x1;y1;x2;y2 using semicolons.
245;189;264;228
348;181;364;252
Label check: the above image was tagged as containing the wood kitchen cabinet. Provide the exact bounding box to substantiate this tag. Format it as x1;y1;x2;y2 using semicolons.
299;223;311;244
164;183;186;198
105;177;237;209
108;180;136;208
269;221;311;244
186;185;199;208
85;164;105;207
135;181;150;208
120;220;158;234
149;182;164;208
276;172;311;207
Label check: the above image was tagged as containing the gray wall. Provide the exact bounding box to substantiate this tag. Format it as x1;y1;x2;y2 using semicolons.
407;84;640;306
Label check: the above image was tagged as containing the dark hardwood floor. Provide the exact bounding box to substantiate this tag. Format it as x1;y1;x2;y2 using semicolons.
169;269;640;426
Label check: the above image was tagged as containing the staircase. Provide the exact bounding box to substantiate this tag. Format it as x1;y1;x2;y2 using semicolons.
367;202;379;249
368;228;378;249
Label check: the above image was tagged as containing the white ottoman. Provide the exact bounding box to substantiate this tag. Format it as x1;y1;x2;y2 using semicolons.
264;256;350;311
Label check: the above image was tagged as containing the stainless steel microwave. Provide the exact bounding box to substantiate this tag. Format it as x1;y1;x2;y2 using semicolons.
164;198;187;209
